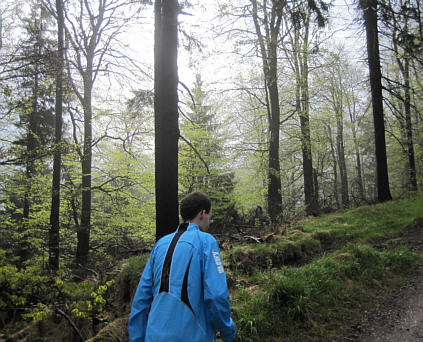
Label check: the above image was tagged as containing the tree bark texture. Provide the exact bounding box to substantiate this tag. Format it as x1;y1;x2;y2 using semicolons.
154;0;180;240
335;108;349;208
76;75;93;266
328;64;349;208
293;13;319;215
403;58;417;191
347;102;365;203
390;6;418;192
49;0;64;273
267;56;283;222
251;0;283;223
20;42;40;263
328;124;340;209
23;69;38;221
361;0;392;202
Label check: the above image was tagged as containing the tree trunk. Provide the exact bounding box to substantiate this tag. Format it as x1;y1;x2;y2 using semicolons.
361;0;392;202
354;136;365;202
267;53;283;222
313;168;319;208
391;7;418;192
328;124;340;209
154;0;180;240
348;107;365;203
403;57;417;191
76;78;93;266
335;107;349;208
295;16;318;215
49;0;64;273
20;47;40;264
250;0;283;223
23;70;38;221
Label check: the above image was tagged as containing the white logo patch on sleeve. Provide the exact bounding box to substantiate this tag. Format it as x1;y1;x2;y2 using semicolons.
212;251;224;274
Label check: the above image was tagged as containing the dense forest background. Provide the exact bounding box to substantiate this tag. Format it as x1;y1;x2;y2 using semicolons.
0;0;422;314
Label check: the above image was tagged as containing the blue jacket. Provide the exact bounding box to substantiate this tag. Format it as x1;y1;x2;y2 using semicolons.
129;223;236;342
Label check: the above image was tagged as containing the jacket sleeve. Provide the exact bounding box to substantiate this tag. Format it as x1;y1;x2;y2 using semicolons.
203;236;236;342
128;253;154;342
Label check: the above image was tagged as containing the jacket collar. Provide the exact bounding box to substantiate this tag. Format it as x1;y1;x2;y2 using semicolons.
187;222;199;231
175;222;199;233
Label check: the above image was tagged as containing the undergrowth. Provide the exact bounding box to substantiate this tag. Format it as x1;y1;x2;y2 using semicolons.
222;192;423;283
232;245;421;342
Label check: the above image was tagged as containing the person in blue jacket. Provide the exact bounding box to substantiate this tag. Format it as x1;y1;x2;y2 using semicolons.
129;192;236;342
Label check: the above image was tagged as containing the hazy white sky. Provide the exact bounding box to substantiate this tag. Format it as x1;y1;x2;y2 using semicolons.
174;0;367;92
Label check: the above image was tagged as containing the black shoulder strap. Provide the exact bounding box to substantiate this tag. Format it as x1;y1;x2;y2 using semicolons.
181;255;194;314
158;222;195;315
159;222;189;293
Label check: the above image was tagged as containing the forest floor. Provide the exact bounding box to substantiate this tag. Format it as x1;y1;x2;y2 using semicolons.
340;219;423;342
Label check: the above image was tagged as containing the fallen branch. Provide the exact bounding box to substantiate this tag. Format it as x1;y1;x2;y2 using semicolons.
54;308;84;342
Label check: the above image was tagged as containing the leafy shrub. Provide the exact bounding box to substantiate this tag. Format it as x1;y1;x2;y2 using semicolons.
0;265;54;310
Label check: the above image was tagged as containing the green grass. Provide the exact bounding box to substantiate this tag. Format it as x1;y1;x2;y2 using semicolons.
224;236;321;276
302;192;423;243
227;193;423;341
222;193;423;278
231;245;420;342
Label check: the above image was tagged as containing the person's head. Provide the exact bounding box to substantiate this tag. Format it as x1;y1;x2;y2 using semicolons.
180;192;212;230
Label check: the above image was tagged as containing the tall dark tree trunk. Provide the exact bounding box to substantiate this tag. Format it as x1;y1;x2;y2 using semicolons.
295;16;318;215
390;6;418;191
403;57;417;191
76;78;93;266
267;54;283;222
154;0;180;240
251;0;283;223
23;72;38;221
49;0;64;273
335;108;349;208
328;124;340;209
354;133;365;202
313;168;319;206
20;49;40;264
361;0;392;202
348;106;365;203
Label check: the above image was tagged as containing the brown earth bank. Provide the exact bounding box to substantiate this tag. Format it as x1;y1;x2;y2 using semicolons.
340;219;423;342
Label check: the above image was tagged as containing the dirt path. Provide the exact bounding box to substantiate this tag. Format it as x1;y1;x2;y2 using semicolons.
340;267;423;341
340;219;423;342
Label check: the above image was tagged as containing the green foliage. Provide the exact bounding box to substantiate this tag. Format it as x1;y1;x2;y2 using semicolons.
67;280;115;323
179;74;238;232
0;265;54;325
23;303;51;321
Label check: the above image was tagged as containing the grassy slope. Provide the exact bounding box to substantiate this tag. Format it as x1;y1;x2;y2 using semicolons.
227;193;423;341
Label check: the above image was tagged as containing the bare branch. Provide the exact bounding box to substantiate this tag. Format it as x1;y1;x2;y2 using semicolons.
179;134;211;175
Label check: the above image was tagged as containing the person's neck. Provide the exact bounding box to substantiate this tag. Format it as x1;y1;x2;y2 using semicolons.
186;219;200;227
